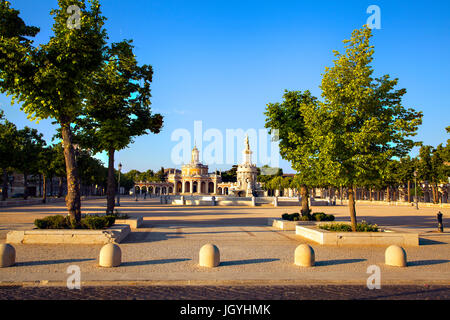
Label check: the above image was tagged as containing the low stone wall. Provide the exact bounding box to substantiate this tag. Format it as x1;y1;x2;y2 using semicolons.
0;196;105;208
167;195;335;207
295;224;419;247
339;199;450;208
6;225;130;244
114;217;143;229
268;218;317;231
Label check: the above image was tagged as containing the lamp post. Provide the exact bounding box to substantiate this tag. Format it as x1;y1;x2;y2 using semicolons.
116;163;122;206
414;170;418;210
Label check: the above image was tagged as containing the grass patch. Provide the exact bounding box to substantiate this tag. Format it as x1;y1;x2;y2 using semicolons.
319;221;379;232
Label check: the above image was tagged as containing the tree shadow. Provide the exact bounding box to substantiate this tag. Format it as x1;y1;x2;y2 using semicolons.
220;258;279;266
419;238;447;245
315;259;366;266
121;258;191;267
17;258;95;267
407;259;450;267
121;231;184;244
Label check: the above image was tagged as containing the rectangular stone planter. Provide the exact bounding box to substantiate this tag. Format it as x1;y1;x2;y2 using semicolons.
114;217;143;229
268;218;317;231
6;225;130;244
295;224;419;246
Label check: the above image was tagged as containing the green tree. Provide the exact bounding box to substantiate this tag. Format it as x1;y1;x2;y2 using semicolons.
0;0;107;222
15;127;46;199
0;109;19;200
265;90;320;214
73;40;163;213
291;26;422;230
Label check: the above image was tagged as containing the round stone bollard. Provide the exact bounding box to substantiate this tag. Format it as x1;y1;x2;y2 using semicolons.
0;244;16;268
294;244;315;267
99;243;122;268
385;245;407;267
199;244;220;268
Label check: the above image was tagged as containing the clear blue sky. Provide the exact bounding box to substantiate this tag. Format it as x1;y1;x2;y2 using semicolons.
1;0;449;173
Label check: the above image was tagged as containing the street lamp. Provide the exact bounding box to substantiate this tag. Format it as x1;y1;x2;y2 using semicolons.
414;170;418;210
116;162;122;206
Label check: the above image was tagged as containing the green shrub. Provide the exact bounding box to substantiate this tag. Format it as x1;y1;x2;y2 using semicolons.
281;212;300;221
35;214;116;230
282;211;335;222
319;221;379;232
34;215;70;229
81;215;115;230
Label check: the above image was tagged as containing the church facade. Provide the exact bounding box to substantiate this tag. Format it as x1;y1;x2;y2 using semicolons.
135;136;263;196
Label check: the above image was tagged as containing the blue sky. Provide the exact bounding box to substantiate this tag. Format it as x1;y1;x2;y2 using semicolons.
1;0;449;173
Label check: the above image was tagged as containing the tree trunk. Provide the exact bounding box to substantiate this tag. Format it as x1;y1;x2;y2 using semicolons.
106;148;116;214
369;188;373;201
386;186;391;202
407;180;411;202
38;174;42;197
23;173;28;200
61;123;81;223
42;174;47;203
348;186;357;232
2;168;8;201
432;184;438;204
300;184;310;215
58;177;63;197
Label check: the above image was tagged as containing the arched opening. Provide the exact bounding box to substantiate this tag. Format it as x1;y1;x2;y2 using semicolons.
169;187;173;194
208;182;214;194
224;187;228;195
176;181;182;193
200;181;206;194
155;187;160;195
162;186;166;195
193;181;198;193
141;186;147;194
148;186;153;194
218;187;222;195
134;186;140;194
184;181;191;193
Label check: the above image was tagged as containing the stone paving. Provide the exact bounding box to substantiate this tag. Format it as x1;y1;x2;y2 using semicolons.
0;284;449;300
0;197;449;288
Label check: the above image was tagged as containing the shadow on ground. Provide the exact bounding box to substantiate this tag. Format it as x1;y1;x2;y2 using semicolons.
121;258;191;267
16;258;95;267
407;259;450;267
315;258;366;267
220;258;279;266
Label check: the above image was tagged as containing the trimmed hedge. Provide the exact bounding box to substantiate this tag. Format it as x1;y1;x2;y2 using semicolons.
282;212;335;222
34;214;117;230
319;221;379;232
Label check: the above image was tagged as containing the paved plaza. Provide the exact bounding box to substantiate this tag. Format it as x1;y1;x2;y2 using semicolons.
0;197;449;297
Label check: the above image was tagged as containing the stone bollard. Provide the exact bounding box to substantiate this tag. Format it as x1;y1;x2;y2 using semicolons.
385;245;407;267
0;244;16;268
211;196;216;206
273;196;278;207
99;243;122;268
294;244;315;267
199;244;220;268
180;195;185;205
251;196;256;207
